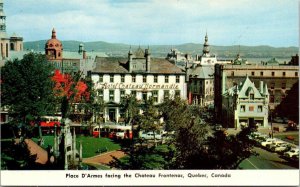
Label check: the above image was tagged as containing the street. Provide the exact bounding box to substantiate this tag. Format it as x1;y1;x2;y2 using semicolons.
238;147;299;169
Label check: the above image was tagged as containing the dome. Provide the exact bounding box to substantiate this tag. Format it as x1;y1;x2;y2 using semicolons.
45;28;63;60
45;28;63;49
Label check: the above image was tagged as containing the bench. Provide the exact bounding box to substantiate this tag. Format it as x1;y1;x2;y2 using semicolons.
96;147;108;154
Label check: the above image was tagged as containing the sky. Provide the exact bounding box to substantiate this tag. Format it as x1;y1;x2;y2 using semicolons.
4;0;299;47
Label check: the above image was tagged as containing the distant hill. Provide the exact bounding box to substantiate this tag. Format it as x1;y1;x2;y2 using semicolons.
24;40;298;59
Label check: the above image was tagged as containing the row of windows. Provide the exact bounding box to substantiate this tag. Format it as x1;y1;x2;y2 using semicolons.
231;71;298;77
98;90;180;102
270;82;286;90
99;74;181;83
240;105;263;112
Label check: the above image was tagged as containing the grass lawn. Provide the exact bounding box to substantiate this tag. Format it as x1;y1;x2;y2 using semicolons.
32;135;121;158
274;134;299;145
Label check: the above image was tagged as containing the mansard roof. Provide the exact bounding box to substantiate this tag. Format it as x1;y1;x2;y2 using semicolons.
93;56;185;74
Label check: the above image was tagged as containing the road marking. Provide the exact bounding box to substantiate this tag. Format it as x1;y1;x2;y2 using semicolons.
246;158;259;169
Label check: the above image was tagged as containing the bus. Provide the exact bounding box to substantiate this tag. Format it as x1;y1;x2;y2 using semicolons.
40;116;61;135
92;125;132;139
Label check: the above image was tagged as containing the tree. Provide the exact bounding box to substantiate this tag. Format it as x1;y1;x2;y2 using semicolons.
51;70;90;119
139;97;162;146
275;81;299;122
1;53;56;124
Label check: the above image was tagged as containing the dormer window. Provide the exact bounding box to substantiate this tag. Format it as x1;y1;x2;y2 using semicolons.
250;93;254;100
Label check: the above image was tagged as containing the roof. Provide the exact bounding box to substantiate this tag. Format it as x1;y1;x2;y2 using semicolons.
92;56;185;74
188;65;214;79
226;76;268;98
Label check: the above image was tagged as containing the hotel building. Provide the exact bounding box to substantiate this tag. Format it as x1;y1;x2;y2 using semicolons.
90;47;187;123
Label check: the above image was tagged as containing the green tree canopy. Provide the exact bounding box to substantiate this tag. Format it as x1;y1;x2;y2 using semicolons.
1;53;55;122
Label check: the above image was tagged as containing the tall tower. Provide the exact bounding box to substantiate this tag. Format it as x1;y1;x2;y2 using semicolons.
0;0;6;33
45;28;63;60
202;32;210;57
0;0;9;59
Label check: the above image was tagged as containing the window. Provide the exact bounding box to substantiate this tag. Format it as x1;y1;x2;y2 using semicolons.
154;75;158;83
131;90;137;97
249;106;254;111
176;75;180;83
270;82;275;89
250;93;254;100
110;74;114;83
272;72;275;76
240;105;245;112
132;75;136;83
109;90;114;101
282;72;286;77
152;90;158;102
98;90;103;101
260;72;263;76
164;90;169;99
295;72;298;77
251;72;255;76
121;75;125;83
175;90;180;97
165;75;169;83
142;92;147;101
282;83;286;89
270;95;275;103
143;75;147;83
231;71;234;76
99;75;103;82
258;106;263;112
120;90;125;102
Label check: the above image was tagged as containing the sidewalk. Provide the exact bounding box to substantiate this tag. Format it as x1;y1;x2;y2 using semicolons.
83;150;126;167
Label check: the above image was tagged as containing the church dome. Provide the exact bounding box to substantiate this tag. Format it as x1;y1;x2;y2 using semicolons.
45;28;62;49
45;28;63;60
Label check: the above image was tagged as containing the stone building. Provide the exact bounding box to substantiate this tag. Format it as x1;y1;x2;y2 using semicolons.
187;65;214;106
0;0;23;60
221;76;269;128
90;47;187;124
44;29;98;77
214;64;299;123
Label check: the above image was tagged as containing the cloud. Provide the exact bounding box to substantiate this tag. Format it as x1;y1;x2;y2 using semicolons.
4;0;299;47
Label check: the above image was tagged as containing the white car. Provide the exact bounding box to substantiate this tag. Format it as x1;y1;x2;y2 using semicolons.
274;143;291;153
268;141;286;151
261;138;277;147
284;148;299;158
140;132;162;140
116;132;125;139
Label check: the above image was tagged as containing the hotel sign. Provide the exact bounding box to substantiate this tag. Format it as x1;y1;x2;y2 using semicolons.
98;83;179;90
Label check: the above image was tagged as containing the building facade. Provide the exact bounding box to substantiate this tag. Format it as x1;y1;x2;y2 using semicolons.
0;0;23;60
221;76;269;128
214;64;299;124
187;65;214;106
90;47;187;124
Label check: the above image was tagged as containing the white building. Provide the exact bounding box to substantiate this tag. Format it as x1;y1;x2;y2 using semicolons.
90;47;187;124
221;76;269;128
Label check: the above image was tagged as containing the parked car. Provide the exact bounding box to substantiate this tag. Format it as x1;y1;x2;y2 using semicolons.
214;124;223;131
283;148;299;159
267;141;285;151
261;138;277;147
140;132;162;140
274;143;292;153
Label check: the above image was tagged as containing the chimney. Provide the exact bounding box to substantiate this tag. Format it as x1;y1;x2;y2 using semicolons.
128;47;133;72
145;48;151;72
83;50;86;59
259;81;263;93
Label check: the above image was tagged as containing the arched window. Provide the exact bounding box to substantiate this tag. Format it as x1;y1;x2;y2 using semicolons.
10;43;14;50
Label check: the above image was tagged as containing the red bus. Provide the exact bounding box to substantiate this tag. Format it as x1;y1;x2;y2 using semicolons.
93;125;132;139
